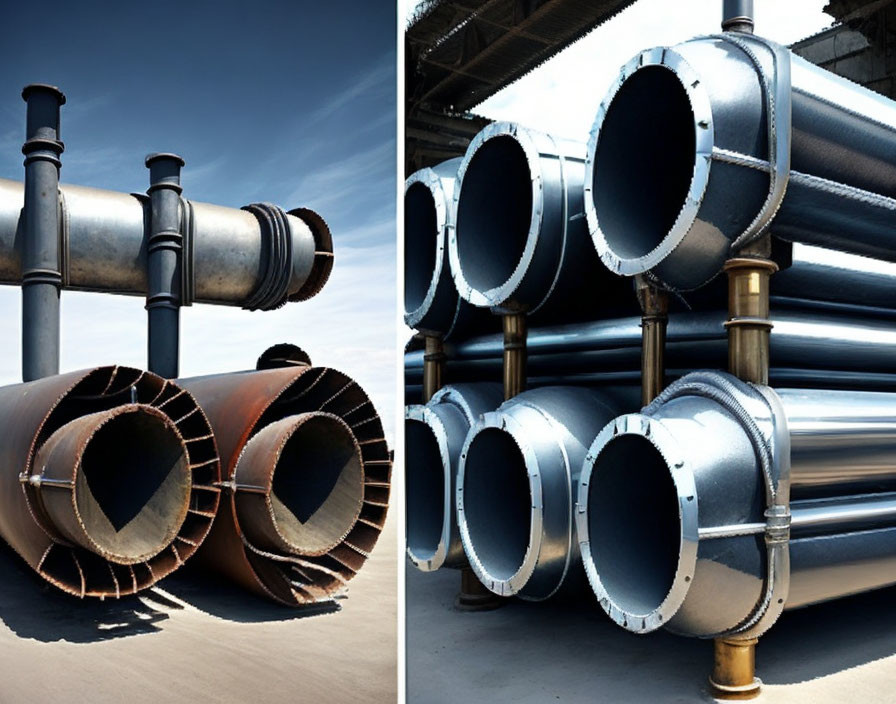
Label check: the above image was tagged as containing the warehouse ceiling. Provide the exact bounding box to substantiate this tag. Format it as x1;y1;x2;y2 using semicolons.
406;0;896;174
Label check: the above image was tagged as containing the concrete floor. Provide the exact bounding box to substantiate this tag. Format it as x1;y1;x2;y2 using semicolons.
407;566;896;703
0;513;397;704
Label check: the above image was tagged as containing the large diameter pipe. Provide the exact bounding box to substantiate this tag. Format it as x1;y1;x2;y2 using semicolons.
0;177;332;308
578;371;896;640
21;84;65;381
405;159;488;338
0;366;220;597
405;382;503;571
179;366;390;606
457;387;622;600
585;33;896;290
449;121;635;320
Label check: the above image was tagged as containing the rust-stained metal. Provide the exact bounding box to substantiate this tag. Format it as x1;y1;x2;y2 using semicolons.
635;275;669;406
256;343;312;370
179;366;391;606
1;366;220;597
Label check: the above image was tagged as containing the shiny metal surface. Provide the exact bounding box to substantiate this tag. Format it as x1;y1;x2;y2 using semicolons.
457;386;623;600
0;366;219;598
578;370;896;639
180;366;390;606
449;121;632;319
405;159;486;338
405;382;502;572
586;33;896;290
405;309;896;386
0;177;331;308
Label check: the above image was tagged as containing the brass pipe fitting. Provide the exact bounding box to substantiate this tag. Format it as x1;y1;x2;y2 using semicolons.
710;638;761;700
422;335;445;403
635;275;669;406
502;313;527;401
724;257;778;385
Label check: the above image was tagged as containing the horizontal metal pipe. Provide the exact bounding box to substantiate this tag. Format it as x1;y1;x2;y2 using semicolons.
405;383;503;571
457;386;624;600
0;366;219;598
586;33;896;290
405;308;896;387
578;371;896;639
178;366;390;606
0;177;332;308
449;121;635;319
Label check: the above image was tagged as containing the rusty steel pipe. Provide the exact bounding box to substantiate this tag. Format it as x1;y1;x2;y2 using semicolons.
179;366;390;606
0;366;219;597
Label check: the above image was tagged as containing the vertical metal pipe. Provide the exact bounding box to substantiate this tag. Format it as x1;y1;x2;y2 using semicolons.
502;313;527;401
713;247;775;699
636;275;668;406
21;84;65;382
145;153;184;379
422;335;444;403
722;0;754;33
724;258;778;386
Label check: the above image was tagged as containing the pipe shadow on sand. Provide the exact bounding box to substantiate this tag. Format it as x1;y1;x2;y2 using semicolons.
0;543;169;644
157;566;342;622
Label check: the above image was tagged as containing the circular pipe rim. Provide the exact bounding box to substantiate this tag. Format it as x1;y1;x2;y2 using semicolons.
456;410;545;596
404;168;451;329
405;404;453;571
576;413;699;633
584;48;714;278
449;122;544;309
71;405;191;565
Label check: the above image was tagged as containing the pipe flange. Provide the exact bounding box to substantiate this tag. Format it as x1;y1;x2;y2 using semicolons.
577;413;699;633
448;122;546;310
585;47;714;278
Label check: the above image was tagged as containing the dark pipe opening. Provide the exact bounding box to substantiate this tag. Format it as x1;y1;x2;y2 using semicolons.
455;136;533;294
462;427;531;581
588;434;680;615
593;66;696;260
77;411;190;562
270;414;364;554
405;182;440;313
405;418;445;560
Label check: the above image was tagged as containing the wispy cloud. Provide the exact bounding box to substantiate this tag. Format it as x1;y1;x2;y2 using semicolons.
306;57;393;126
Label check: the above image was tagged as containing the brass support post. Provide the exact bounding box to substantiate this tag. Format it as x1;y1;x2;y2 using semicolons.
502;312;527;401
422;335;445;403
636;275;669;406
710;638;761;700
455;566;503;611
713;243;777;699
723;257;778;385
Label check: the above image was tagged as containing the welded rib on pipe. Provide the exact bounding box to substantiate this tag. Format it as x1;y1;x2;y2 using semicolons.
179;366;390;606
0;366;219;598
585;33;896;290
578;370;896;640
406;383;503;572
0;177;333;309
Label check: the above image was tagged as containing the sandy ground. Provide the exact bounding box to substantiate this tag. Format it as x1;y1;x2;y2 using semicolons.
407;566;896;703
0;512;397;704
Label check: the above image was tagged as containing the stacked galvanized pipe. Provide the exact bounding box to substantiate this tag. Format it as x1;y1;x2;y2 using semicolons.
404;21;896;691
0;84;390;607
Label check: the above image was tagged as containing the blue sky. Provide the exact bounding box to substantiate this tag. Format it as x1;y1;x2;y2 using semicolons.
0;0;397;441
